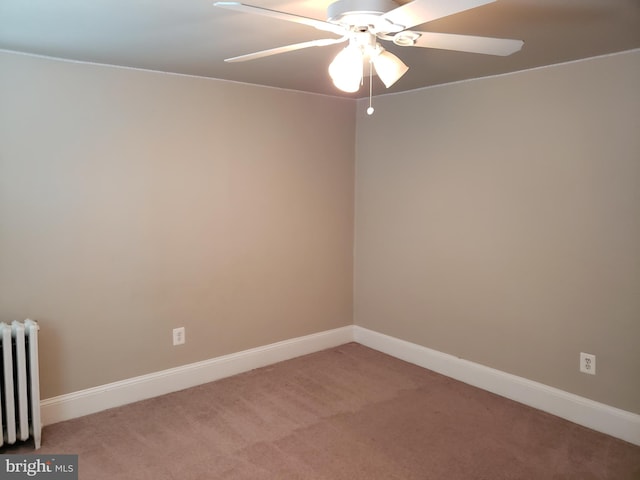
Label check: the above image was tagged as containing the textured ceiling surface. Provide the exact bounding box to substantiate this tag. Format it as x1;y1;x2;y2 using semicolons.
1;0;639;97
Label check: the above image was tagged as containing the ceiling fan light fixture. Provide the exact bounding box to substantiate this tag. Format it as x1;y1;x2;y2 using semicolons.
329;44;364;92
214;0;525;99
372;48;408;88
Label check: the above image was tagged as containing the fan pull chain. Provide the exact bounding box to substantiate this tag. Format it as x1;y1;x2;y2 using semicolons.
367;57;374;115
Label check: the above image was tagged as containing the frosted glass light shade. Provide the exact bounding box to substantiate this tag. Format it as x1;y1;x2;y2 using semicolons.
328;45;364;92
372;49;408;88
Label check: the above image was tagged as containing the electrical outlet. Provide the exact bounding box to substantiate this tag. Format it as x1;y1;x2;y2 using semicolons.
580;352;596;375
173;327;185;346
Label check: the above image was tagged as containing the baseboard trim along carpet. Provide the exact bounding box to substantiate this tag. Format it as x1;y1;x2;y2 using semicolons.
40;326;354;426
353;326;640;447
41;324;639;446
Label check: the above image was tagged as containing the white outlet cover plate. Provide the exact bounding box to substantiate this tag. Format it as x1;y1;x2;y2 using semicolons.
173;327;185;346
580;352;596;375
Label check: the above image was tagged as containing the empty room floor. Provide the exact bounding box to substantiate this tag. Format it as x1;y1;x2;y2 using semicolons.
3;343;639;479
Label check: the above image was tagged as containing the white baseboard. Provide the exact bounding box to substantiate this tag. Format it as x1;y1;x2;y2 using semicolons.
353;326;640;446
41;324;640;447
40;326;354;426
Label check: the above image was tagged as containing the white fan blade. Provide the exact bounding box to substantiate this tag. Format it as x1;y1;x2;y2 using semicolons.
381;0;495;31
214;2;346;36
225;37;348;62
408;31;523;56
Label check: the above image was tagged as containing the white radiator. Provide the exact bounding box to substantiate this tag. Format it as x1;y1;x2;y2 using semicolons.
0;319;41;449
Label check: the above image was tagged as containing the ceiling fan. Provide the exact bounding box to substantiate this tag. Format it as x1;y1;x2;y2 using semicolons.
214;0;523;98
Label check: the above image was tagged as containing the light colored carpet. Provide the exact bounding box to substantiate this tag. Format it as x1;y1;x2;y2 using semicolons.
3;343;639;479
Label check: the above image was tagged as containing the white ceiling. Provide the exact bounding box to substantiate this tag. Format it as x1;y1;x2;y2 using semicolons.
1;0;639;98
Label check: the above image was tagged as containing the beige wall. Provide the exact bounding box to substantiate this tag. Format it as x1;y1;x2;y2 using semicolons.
2;47;639;415
0;52;355;398
355;50;640;414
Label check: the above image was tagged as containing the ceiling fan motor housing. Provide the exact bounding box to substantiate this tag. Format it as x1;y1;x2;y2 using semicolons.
327;0;403;33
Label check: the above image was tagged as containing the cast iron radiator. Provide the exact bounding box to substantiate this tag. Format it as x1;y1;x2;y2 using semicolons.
0;319;41;449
